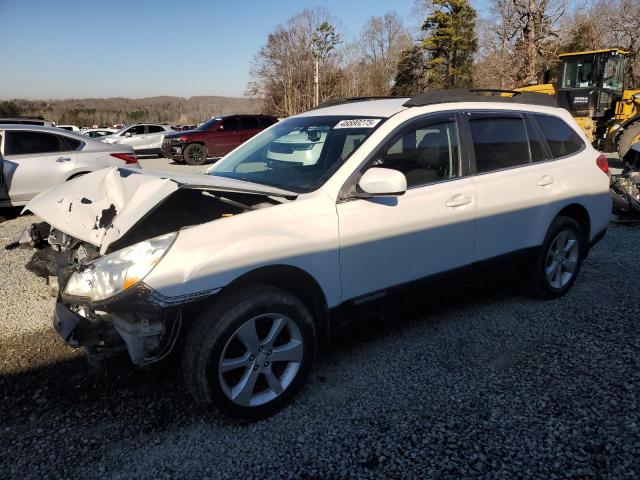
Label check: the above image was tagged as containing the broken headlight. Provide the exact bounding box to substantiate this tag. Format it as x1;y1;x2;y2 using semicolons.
63;232;177;301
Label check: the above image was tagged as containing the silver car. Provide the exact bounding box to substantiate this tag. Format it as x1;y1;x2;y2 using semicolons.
0;125;140;207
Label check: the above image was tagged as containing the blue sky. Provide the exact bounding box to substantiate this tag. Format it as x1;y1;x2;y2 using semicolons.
0;0;489;100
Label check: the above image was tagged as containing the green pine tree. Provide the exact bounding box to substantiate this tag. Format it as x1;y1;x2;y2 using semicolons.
391;46;426;96
422;0;478;89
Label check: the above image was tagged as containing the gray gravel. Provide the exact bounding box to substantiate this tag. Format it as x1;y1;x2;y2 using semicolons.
0;159;639;478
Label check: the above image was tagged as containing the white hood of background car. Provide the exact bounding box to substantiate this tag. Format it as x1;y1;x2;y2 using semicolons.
24;167;296;253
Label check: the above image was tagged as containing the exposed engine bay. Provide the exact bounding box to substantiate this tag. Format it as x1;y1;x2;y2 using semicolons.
6;167;294;366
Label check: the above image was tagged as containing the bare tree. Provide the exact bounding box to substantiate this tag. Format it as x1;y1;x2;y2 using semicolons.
356;12;412;95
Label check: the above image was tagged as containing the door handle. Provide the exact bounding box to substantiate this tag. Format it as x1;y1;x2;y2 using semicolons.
537;175;555;186
56;157;72;162
446;194;472;208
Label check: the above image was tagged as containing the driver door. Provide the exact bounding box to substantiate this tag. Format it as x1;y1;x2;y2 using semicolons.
336;114;476;306
120;125;147;150
214;117;241;156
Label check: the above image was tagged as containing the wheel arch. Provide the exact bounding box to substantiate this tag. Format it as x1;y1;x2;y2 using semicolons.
554;203;591;247
222;264;330;346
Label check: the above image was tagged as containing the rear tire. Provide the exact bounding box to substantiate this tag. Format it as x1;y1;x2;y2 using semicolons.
182;285;316;420
528;215;585;299
618;122;640;159
183;143;208;165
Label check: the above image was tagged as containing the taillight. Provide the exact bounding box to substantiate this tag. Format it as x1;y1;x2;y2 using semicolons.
596;153;609;175
111;152;138;164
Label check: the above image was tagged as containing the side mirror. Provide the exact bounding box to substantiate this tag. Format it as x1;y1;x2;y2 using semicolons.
357;167;407;197
542;67;551;85
217;125;225;131
124;132;132;137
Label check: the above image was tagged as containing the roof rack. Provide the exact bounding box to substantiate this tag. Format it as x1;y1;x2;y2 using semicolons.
403;89;558;108
312;96;405;110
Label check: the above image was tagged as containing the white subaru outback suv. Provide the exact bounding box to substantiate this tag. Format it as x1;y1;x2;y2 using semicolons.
17;90;611;419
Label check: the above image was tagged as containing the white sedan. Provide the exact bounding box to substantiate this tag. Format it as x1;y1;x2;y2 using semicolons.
0;124;140;207
100;123;175;155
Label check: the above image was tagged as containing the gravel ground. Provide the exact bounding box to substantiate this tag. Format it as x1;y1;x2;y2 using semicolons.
1;158;639;478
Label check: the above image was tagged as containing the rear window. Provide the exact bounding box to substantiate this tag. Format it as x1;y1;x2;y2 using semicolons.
4;131;63;155
534;114;584;158
468;115;530;173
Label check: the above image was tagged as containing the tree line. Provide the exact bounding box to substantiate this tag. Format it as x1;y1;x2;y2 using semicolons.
0;96;263;127
249;0;640;117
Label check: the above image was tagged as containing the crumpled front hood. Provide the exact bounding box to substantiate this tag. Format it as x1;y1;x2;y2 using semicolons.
24;167;296;253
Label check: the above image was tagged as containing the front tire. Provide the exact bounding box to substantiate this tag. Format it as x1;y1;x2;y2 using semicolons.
182;285;316;419
528;216;585;299
183;143;208;165
618;122;640;159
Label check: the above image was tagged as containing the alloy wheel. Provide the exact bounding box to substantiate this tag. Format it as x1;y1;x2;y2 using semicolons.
218;313;304;407
545;230;579;289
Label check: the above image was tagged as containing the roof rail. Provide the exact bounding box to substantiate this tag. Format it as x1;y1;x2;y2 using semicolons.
312;96;405;110
403;89;558;108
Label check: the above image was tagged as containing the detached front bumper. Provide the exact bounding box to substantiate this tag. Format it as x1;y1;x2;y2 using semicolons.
53;282;207;366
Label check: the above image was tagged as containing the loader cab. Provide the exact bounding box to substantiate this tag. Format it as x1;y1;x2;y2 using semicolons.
557;49;626;118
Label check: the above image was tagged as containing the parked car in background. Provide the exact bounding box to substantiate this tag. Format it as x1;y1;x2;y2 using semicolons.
101;123;175;156
0;116;52;127
81;128;117;139
161;114;278;165
56;125;81;132
16;91;610;419
0;125;139;207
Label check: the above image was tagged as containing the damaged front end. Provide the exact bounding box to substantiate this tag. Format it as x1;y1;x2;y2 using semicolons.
9;166;295;365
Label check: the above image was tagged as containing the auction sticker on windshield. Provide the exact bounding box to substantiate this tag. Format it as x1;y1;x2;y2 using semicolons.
334;119;381;129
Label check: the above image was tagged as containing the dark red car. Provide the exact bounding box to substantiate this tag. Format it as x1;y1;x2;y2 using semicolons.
161;114;278;165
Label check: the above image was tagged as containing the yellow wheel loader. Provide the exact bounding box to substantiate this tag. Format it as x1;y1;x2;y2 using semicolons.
517;48;640;157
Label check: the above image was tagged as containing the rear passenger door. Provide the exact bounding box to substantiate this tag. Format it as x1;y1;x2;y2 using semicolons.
464;111;562;262
1;130;82;203
143;125;167;150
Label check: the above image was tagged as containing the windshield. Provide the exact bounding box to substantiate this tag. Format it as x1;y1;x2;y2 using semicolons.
561;57;595;88
198;117;223;130
207;115;383;192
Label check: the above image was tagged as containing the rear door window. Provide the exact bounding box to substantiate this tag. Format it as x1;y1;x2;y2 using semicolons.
524;116;548;162
239;117;260;130
147;125;165;134
4;131;64;155
468;114;530;173
533;114;584;158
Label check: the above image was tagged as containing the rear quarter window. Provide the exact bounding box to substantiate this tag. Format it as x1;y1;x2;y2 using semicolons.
534;114;584;158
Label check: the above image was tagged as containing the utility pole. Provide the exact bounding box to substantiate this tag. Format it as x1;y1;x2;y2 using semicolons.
311;22;341;108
